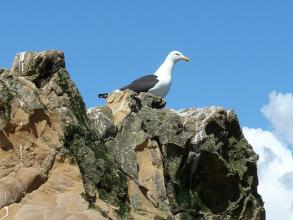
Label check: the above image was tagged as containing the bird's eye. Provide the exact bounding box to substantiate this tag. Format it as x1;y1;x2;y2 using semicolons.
175;53;180;56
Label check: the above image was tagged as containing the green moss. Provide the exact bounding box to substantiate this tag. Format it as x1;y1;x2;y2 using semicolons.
179;212;197;220
115;200;131;219
57;69;88;127
63;125;130;218
0;83;13;129
174;184;202;213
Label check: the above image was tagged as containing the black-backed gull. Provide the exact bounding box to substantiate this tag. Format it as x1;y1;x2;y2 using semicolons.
98;50;189;98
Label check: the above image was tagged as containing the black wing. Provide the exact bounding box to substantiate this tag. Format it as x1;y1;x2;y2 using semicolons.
120;75;159;93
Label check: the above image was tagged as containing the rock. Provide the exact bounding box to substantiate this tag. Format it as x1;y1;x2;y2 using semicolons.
106;90;165;128
0;82;11;130
0;69;63;209
0;150;108;220
0;51;129;219
0;51;265;220
87;106;116;139
11;51;65;85
98;91;265;219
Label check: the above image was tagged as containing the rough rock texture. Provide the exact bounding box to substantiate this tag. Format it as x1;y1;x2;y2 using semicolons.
0;150;108;220
93;91;265;219
0;51;128;220
0;50;265;219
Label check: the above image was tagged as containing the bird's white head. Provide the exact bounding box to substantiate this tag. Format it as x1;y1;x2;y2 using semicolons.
166;50;189;63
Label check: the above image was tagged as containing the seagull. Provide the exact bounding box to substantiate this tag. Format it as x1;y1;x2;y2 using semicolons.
98;50;189;99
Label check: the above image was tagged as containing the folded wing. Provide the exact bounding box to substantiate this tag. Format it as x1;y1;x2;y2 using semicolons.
120;75;159;93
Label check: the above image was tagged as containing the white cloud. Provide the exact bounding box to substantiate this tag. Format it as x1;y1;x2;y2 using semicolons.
243;91;293;220
261;91;293;145
280;171;293;190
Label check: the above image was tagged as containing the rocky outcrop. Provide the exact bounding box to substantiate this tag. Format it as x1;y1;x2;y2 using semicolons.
91;91;265;219
0;51;128;220
0;51;265;219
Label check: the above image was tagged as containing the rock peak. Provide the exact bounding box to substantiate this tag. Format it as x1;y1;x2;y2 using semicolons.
105;90;166;127
10;50;65;85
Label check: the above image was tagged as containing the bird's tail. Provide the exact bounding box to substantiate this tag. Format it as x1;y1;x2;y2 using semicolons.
98;93;109;99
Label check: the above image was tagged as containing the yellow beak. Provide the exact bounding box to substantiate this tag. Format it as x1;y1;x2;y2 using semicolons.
182;56;189;62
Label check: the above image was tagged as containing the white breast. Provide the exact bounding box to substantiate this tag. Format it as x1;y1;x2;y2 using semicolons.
148;74;172;98
147;55;175;98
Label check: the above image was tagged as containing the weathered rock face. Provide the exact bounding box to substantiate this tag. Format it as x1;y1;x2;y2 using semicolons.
0;51;128;220
0;50;265;220
92;91;265;219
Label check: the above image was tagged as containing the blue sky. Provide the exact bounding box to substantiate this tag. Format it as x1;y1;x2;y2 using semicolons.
0;1;292;129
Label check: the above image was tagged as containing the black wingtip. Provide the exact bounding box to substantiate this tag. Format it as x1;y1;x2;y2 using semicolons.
98;93;108;99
